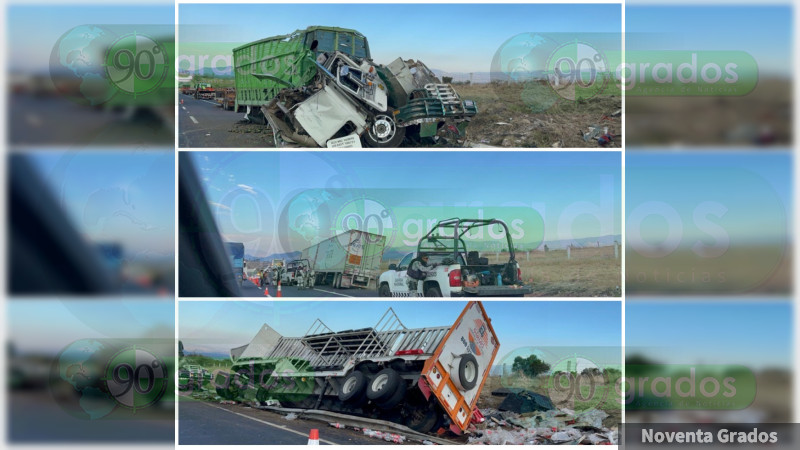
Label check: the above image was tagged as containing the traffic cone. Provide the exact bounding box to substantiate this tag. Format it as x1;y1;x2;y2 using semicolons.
277;281;282;298
264;286;269;296
307;429;319;445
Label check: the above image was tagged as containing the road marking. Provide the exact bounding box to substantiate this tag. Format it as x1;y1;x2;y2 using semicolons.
203;100;218;106
189;115;199;124
200;402;338;445
181;106;187;110
311;288;354;297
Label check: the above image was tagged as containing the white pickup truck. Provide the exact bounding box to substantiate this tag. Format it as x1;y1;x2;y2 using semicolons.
378;218;533;297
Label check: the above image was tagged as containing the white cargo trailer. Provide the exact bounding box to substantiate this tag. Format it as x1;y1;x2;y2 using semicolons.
301;230;386;289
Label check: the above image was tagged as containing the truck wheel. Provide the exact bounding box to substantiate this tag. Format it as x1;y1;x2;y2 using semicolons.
375;378;407;409
405;405;439;432
451;353;479;391
378;283;391;297
338;372;368;404
366;368;402;403
424;285;442;297
364;114;405;147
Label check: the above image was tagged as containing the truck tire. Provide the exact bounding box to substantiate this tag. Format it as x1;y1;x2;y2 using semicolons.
366;368;402;403
451;353;479;391
338;371;368;404
363;114;405;147
405;405;439;432
378;283;391;297
375;378;407;409
424;285;442;297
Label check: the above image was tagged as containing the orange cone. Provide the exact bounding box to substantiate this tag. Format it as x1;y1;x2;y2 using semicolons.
264;286;269;296
307;429;319;445
277;281;282;298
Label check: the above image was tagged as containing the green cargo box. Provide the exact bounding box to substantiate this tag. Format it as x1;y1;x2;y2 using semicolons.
233;26;370;108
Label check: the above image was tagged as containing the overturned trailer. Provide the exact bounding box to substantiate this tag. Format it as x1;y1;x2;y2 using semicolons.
215;301;498;434
232;26;477;147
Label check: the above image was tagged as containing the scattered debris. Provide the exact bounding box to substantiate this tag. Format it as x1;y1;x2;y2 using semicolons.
497;388;555;413
471;392;616;445
284;413;298;421
362;429;407;444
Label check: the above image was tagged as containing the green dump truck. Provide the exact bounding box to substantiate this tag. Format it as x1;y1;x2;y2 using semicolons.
233;26;477;147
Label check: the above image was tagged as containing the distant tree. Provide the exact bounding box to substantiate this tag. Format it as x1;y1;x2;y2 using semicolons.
512;355;551;377
581;367;601;376
442;76;453;83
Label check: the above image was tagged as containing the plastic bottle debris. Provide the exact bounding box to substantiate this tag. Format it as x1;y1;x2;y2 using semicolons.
576;409;608;428
383;433;406;443
329;422;345;429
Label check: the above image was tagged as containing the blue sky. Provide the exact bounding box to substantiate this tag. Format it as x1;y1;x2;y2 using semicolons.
626;152;792;245
7;4;174;72
179;3;621;73
180;301;621;368
28;150;175;258
626;300;792;370
626;5;793;77
190;151;621;257
8;300;174;354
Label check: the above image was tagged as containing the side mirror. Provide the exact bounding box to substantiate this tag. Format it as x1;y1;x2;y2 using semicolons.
388;264;397;271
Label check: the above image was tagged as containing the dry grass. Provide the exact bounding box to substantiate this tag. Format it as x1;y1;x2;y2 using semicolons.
626;245;791;295
626;78;791;146
516;249;621;297
455;81;621;148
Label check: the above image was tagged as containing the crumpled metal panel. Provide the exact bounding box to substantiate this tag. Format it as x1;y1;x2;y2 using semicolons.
237;323;284;360
294;85;367;146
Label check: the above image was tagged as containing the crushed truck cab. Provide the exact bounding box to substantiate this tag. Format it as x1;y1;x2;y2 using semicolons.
378;218;534;297
232;26;477;147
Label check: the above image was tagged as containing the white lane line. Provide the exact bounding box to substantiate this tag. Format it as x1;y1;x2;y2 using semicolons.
189;116;199;124
203;100;218;105
200;402;338;445
311;288;354;298
181;106;186;110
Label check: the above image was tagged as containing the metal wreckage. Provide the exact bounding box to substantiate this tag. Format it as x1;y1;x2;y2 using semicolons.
232;26;477;147
206;302;498;435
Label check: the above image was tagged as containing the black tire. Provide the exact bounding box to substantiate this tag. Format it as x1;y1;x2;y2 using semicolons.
376;379;407;409
455;353;479;391
424;284;442;297
378;283;391;297
338;371;368;404
405;405;439;433
363;114;405;147
366;368;402;403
